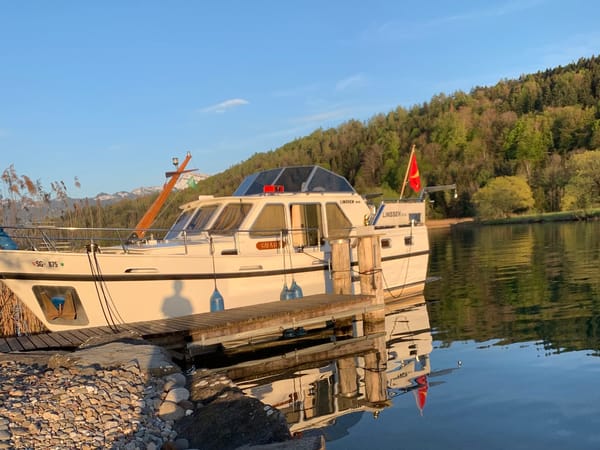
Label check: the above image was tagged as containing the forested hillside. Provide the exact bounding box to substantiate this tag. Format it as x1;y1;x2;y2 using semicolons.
5;55;600;227
183;55;600;222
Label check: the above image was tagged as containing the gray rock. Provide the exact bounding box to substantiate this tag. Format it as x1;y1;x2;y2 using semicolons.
165;387;190;403
158;401;185;421
174;437;190;449
175;395;291;450
164;372;187;387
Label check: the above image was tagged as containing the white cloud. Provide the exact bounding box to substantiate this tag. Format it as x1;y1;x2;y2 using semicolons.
200;98;249;113
335;74;366;92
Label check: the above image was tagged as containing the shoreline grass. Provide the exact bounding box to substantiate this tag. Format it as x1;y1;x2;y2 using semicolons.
478;208;600;226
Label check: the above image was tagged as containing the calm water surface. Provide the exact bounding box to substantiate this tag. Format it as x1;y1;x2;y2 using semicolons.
235;221;600;449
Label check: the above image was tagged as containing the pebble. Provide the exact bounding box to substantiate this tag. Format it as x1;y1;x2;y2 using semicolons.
0;344;300;450
0;356;203;449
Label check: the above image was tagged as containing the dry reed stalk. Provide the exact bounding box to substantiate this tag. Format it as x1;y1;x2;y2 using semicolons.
0;281;46;337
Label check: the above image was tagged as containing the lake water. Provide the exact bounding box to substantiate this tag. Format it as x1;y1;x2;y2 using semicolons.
234;221;600;449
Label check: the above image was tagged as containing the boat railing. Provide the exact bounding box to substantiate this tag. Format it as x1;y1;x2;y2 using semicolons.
1;224;333;255
175;225;329;255
0;225;173;253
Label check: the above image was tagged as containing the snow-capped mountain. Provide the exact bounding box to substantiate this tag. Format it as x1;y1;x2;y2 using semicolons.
1;172;209;222
94;187;160;203
90;172;208;203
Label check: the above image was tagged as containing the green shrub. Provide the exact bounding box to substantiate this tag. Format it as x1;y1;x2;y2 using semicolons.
473;176;535;219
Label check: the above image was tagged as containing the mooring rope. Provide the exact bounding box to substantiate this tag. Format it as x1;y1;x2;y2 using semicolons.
86;244;123;332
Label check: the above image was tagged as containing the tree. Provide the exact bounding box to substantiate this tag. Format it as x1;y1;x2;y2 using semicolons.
561;150;600;210
431;111;468;156
515;78;542;113
503;115;553;179
473;176;535;219
589;119;600;149
548;106;595;155
537;153;569;212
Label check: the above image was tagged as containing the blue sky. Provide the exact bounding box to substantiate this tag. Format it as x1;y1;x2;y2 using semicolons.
1;0;599;198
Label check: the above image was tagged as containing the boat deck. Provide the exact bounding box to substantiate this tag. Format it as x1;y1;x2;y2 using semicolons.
0;293;380;356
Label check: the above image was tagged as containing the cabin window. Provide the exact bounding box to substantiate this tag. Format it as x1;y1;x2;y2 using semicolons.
165;209;195;239
210;202;253;235
290;203;322;247
409;213;421;224
185;204;219;235
165;204;220;239
249;204;286;238
325;203;352;239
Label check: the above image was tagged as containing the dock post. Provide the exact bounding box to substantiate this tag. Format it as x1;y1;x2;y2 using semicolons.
363;333;389;409
330;238;352;295
337;356;359;399
357;230;385;335
356;229;389;408
329;238;355;337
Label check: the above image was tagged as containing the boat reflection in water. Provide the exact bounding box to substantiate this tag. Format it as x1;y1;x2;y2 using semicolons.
234;295;433;433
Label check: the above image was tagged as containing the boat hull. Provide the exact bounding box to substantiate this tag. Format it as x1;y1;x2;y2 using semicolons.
0;228;429;332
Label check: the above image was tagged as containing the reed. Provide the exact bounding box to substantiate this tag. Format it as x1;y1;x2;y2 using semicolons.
0;281;46;337
1;164;79;338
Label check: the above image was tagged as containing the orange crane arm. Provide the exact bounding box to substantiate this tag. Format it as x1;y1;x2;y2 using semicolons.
131;152;193;240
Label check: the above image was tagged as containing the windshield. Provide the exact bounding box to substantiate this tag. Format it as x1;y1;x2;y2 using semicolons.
210;203;253;235
165;204;219;239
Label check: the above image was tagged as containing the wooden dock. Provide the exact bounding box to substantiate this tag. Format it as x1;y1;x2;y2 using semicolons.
0;293;380;356
1;231;391;359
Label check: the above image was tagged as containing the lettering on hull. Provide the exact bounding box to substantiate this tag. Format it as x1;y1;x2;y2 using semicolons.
256;240;285;250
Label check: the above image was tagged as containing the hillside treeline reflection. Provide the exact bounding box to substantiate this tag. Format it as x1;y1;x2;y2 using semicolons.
425;220;600;354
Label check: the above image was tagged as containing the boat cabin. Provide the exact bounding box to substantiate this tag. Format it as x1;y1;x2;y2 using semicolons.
160;165;425;254
163;166;366;250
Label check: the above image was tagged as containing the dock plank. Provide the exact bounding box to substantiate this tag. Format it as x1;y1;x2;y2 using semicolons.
26;333;51;350
0;339;11;353
170;316;222;329
15;335;37;351
187;294;379;350
33;333;65;348
1;293;383;355
57;330;88;346
128;321;182;335
74;326;110;339
3;337;25;352
47;331;81;347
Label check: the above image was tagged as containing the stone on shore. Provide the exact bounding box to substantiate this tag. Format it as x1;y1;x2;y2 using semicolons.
0;340;325;449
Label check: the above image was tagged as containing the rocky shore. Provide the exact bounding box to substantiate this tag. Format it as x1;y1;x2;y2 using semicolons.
0;339;324;450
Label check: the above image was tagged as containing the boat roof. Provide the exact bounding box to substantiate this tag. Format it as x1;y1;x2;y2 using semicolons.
233;166;356;196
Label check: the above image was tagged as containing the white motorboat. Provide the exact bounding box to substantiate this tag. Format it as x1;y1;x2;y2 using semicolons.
0;164;431;332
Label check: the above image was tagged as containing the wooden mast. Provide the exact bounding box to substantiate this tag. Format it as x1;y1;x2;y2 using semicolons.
130;152;193;240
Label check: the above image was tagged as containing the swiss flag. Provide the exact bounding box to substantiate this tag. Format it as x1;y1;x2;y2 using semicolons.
408;152;421;193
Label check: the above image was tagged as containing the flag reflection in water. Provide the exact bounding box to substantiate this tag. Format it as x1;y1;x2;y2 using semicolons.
238;296;435;433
